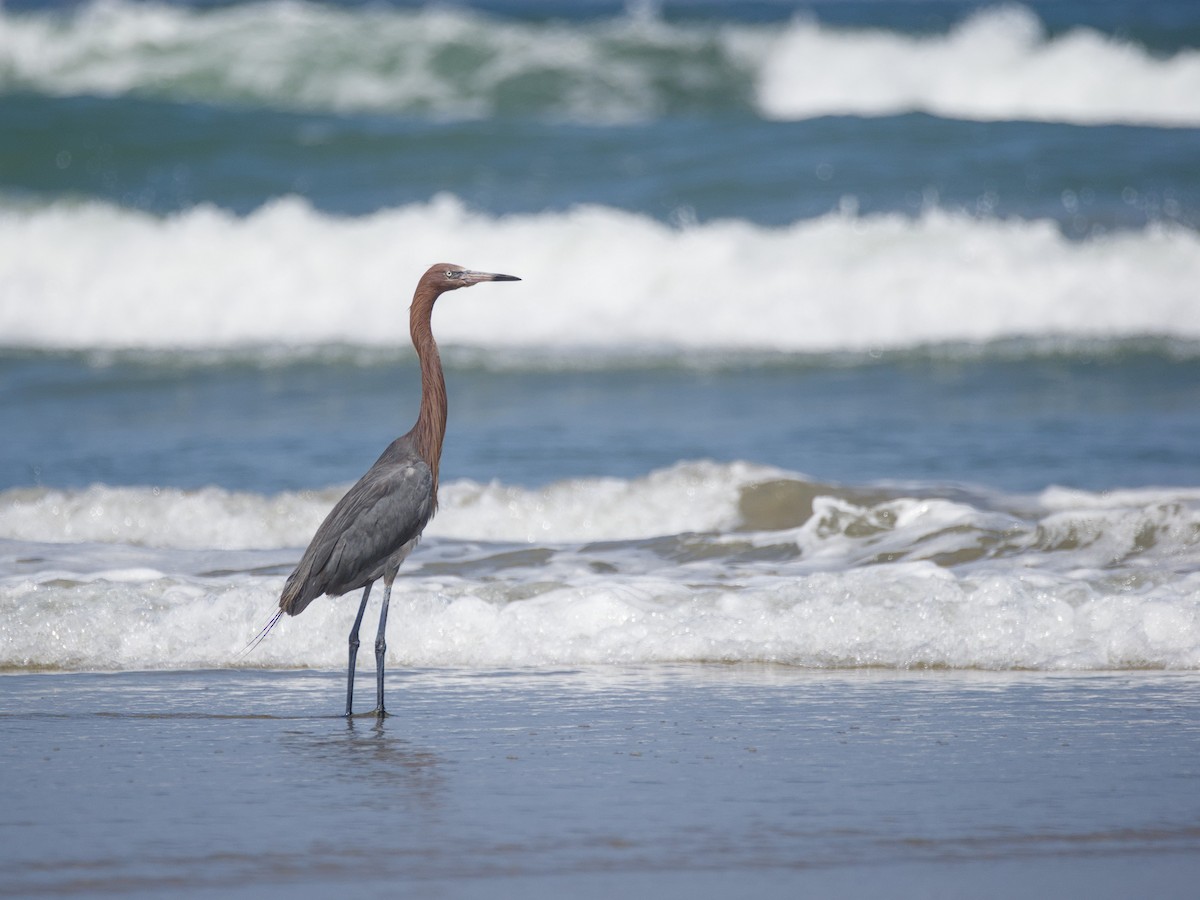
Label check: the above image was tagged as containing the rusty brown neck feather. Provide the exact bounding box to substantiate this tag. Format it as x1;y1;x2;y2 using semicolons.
409;278;448;499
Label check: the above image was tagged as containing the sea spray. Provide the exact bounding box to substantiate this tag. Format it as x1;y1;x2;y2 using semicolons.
2;198;1198;352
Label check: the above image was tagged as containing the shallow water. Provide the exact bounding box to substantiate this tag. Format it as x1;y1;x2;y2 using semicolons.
3;668;1199;898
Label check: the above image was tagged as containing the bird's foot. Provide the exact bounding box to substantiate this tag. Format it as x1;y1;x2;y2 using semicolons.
344;708;386;720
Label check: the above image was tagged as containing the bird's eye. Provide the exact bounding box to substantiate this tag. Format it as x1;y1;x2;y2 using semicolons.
446;269;460;279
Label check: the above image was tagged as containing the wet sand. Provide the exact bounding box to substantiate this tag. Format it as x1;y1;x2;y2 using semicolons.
3;667;1199;898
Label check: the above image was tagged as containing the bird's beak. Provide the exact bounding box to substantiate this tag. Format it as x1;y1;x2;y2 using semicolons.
461;270;521;283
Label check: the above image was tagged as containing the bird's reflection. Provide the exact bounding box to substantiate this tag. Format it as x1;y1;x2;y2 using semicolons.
279;715;446;813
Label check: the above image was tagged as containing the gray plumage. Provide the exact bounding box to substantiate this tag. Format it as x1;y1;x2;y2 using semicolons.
279;437;434;617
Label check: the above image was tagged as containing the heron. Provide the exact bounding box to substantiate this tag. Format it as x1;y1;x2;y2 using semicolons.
258;263;519;717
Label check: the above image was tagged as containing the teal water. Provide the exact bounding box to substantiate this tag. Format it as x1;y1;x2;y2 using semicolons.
5;94;1197;231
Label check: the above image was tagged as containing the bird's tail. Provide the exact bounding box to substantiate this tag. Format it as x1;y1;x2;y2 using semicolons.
279;560;320;617
239;609;284;660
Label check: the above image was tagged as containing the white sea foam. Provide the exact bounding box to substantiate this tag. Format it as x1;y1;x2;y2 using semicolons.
0;0;757;120
2;464;1199;671
0;460;766;549
2;197;1198;353
0;483;334;550
3;543;1199;672
758;6;1200;126
0;0;1195;126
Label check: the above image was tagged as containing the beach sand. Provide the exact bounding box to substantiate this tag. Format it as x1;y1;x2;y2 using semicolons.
3;667;1199;898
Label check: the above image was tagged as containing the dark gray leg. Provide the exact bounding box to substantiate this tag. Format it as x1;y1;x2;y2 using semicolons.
345;583;372;717
373;579;393;718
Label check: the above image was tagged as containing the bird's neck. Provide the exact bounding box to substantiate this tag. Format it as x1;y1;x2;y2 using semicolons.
409;288;448;496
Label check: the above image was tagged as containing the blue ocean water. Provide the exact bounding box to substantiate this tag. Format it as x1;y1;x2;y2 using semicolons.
4;346;1200;493
1;0;1199;673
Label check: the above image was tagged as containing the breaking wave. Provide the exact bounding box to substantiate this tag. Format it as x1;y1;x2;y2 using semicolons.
3;462;1199;672
0;1;1196;125
2;196;1198;354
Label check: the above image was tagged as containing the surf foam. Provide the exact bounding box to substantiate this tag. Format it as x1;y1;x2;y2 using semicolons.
758;5;1200;126
0;461;771;549
0;0;758;121
1;1;1195;126
4;552;1199;672
4;464;1199;671
2;197;1198;353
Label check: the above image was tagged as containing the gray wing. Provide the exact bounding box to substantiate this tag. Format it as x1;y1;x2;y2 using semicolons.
280;450;435;616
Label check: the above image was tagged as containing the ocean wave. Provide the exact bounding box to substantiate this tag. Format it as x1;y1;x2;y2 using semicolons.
0;461;773;549
6;461;1198;568
758;5;1200;127
0;0;758;120
1;196;1198;353
3;462;1199;671
0;1;1195;126
4;564;1199;672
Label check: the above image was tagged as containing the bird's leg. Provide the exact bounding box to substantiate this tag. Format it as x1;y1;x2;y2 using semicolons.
372;578;394;718
345;583;372;717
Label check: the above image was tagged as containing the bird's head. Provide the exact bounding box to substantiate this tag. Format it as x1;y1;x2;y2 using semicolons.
424;263;521;293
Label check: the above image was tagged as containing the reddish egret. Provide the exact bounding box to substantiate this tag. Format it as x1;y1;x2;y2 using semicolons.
263;263;519;717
